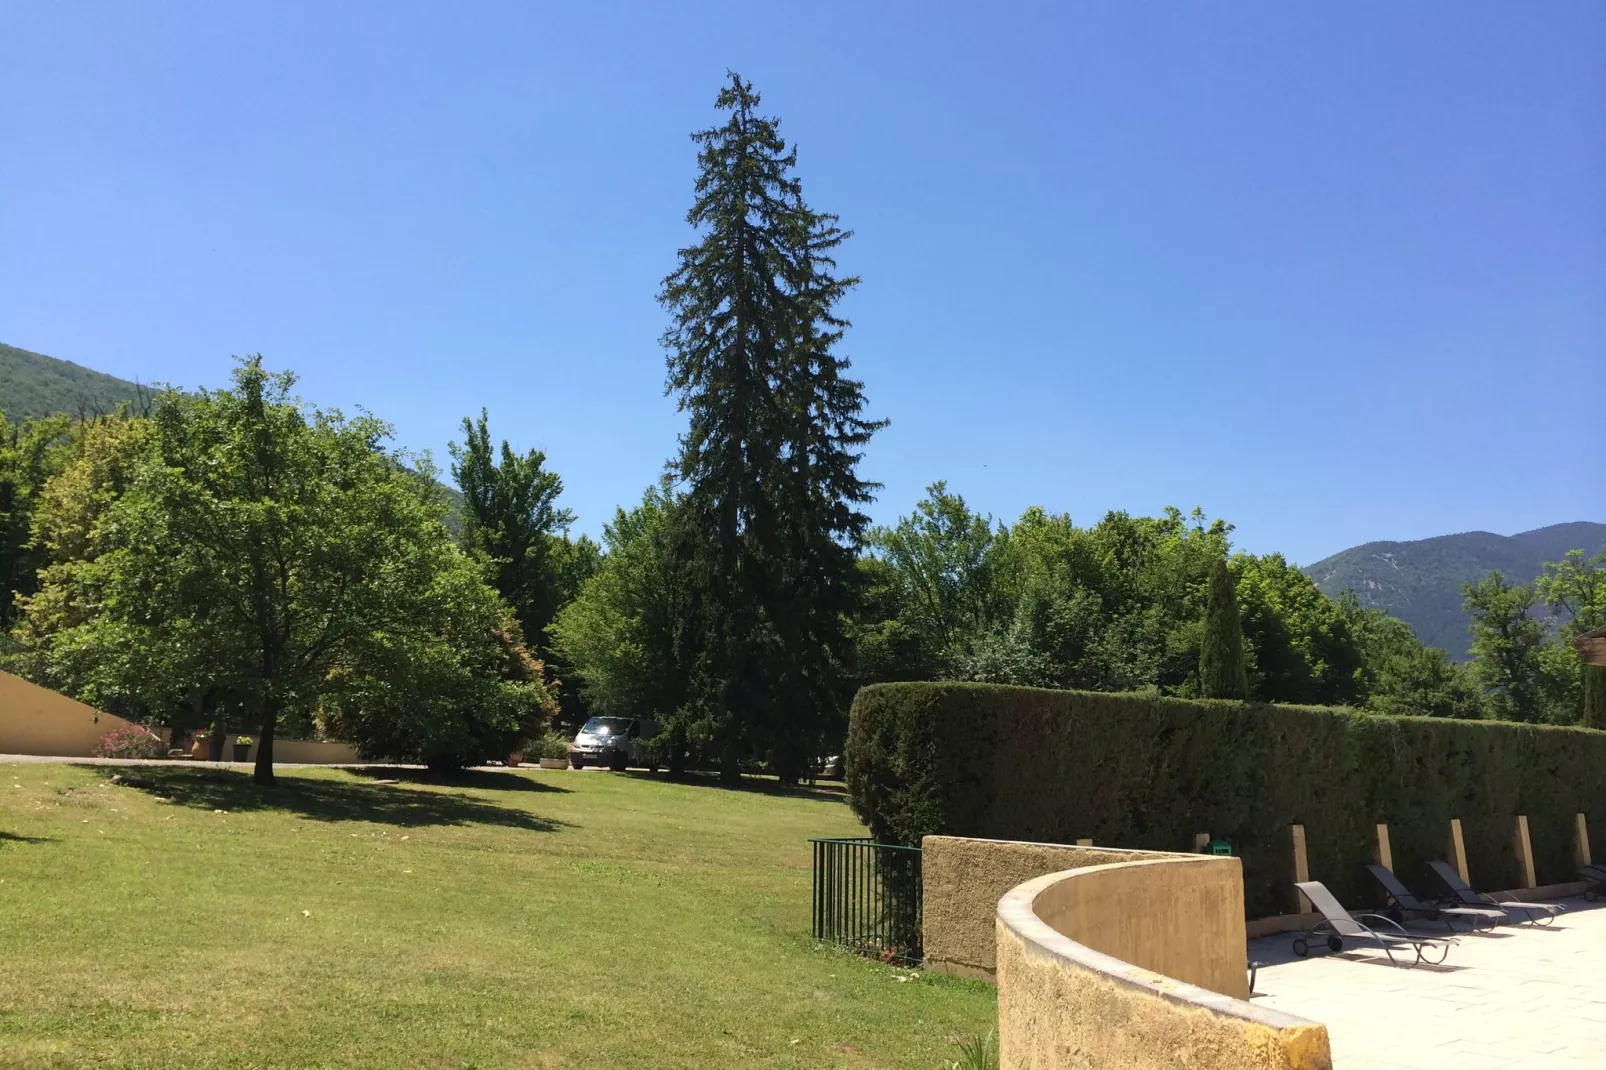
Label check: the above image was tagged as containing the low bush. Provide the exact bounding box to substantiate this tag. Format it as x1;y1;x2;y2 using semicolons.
91;724;165;760
534;730;572;761
846;682;1606;916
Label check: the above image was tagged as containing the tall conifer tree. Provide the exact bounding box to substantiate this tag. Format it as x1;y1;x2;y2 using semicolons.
1200;557;1250;700
659;73;884;781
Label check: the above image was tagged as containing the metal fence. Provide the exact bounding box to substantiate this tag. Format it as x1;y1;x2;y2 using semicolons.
810;837;923;965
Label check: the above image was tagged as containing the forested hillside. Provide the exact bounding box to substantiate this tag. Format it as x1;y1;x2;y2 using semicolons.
0;343;146;422
1304;522;1606;656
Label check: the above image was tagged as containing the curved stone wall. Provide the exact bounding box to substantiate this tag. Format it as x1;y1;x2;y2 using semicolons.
996;861;1331;1070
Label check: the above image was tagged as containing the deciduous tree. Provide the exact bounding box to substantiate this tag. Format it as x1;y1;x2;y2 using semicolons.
1463;571;1546;722
20;358;533;783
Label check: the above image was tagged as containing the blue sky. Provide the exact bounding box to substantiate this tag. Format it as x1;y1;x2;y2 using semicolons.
3;2;1602;564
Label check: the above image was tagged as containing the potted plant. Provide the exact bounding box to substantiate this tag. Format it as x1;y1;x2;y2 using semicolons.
536;730;571;770
189;730;210;760
233;736;254;762
506;744;525;767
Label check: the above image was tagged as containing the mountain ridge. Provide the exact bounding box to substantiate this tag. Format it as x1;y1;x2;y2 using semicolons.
1303;521;1606;657
0;342;149;422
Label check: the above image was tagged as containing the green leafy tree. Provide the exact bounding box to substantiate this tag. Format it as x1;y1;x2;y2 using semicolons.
1535;544;1606;638
1198;557;1249;699
8;414;157;691
658;74;884;781
449;409;575;642
1233;553;1365;706
18;358;533;783
866;483;1004;675
1339;595;1486;718
0;412;71;628
548;482;691;733
1463;571;1547;722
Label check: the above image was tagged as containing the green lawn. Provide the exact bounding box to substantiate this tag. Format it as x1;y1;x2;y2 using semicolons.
0;762;994;1069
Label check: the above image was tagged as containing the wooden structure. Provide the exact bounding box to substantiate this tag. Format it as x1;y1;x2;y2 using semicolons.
1574;624;1606;666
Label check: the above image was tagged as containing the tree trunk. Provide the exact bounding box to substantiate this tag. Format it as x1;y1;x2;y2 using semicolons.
666;727;688;778
719;741;741;785
253;709;277;786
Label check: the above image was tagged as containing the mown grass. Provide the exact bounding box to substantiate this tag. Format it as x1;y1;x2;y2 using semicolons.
0;763;994;1069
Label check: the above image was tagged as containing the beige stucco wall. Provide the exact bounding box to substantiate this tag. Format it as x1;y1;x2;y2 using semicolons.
997;865;1331;1070
242;738;360;765
1032;856;1249;999
0;671;151;756
922;835;1197;980
0;673;358;764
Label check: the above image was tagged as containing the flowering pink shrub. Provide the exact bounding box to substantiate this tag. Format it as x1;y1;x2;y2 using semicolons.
91;724;165;759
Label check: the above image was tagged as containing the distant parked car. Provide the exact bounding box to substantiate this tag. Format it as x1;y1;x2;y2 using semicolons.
812;754;844;780
568;717;660;772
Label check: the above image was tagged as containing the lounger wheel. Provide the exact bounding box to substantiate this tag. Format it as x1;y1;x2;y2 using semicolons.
1586;888;1599;903
1291;937;1308;957
1326;935;1343;953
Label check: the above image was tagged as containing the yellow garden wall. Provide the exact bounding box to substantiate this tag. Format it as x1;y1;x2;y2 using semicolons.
0;672;359;764
242;738;361;765
921;835;1198;980
0;671;147;756
996;863;1331;1070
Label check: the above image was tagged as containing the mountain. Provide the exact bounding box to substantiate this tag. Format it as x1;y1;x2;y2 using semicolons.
0;342;147;422
1304;522;1606;658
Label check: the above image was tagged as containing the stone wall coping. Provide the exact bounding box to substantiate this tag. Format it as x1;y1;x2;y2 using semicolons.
923;834;1191;857
997;860;1321;1034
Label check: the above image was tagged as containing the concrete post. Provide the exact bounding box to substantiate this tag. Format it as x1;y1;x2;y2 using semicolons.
1448;819;1469;884
1373;824;1393;872
1193;832;1210;853
1513;815;1537;889
1291;824;1311;913
1575;813;1592;868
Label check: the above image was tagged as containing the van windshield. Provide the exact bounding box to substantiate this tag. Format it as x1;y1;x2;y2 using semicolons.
581;717;633;736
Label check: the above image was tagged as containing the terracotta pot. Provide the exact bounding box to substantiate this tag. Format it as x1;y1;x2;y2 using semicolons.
506;752;524;767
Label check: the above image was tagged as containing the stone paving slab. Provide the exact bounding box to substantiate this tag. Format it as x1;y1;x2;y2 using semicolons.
1250;898;1604;1068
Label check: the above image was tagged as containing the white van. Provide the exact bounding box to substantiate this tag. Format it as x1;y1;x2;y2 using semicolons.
567;716;660;772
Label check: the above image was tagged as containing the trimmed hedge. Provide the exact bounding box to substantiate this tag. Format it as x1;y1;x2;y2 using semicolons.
846;682;1606;917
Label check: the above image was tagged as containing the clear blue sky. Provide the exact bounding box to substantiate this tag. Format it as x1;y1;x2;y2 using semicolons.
3;2;1602;564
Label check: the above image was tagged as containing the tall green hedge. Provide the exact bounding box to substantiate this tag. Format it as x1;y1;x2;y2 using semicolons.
846;682;1606;917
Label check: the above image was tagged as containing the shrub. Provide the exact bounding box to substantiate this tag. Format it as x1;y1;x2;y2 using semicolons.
846;682;1606;917
535;730;572;761
91;724;165;760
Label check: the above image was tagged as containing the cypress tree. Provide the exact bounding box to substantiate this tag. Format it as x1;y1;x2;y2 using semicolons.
659;73;884;783
1200;557;1250;700
1584;664;1606;729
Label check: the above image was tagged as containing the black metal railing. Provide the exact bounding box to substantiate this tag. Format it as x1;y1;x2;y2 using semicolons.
810;837;923;965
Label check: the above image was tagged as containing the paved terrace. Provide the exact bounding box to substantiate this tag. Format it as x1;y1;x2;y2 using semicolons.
1250;898;1604;1069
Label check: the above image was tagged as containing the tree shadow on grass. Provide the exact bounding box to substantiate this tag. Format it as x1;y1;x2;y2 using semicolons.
0;831;55;845
345;766;570;794
90;766;565;832
620;769;848;804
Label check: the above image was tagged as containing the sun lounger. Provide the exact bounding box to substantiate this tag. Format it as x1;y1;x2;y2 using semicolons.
1426;860;1564;926
1293;880;1453;967
1580;863;1605;902
1365;864;1502;932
